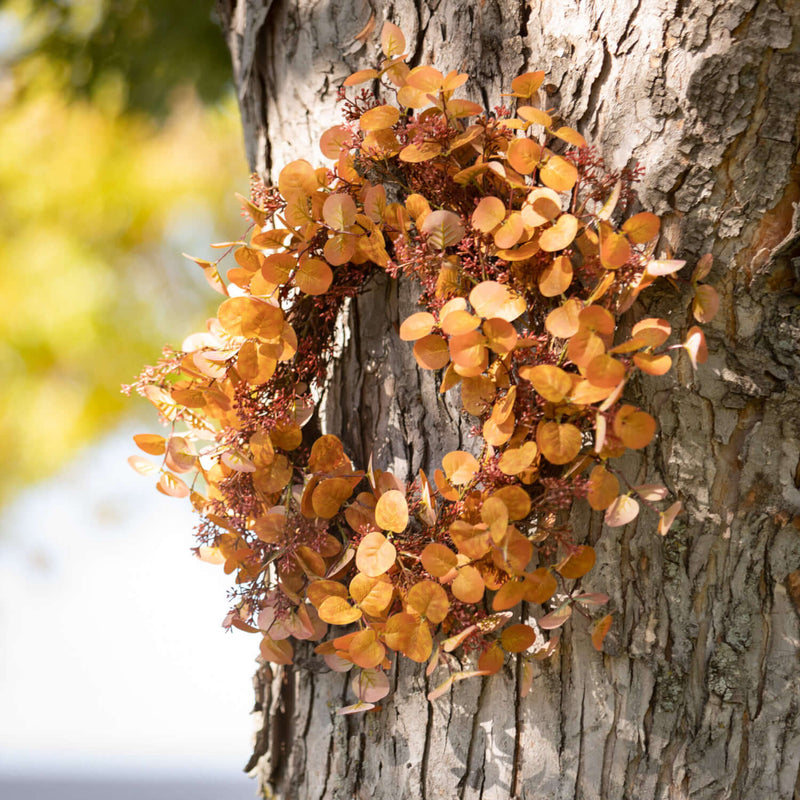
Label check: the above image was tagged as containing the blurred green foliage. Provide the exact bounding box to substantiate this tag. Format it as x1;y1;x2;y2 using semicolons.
10;0;233;115
0;0;249;505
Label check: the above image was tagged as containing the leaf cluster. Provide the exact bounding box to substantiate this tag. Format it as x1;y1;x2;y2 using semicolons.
130;23;715;711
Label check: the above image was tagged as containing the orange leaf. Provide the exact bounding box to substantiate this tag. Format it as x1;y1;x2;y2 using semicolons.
622;212;660;243
157;472;189;498
399;140;443;162
385;613;432;662
278;159;318;196
539;154;578;193
350;573;394;616
399;311;436;341
692;284;720;323
493;212;525;249
359;104;400;131
493;485;532;520
522;187;561;226
413;334;450;370
536;421;582;465
492;579;526;611
508;71;545;98
552;126;587;148
442;450;480;485
598;221;631;269
539;213;579;252
586;354;626;389
498;441;538;475
634;352;672;376
517;105;552;126
349;629;386;669
545;298;582;338
133;433;166;456
344;68;380;86
523;568;557;603
260;636;294;665
449;330;488;377
557;545;596;579
317;595;363;625
356;531;397;577
441;310;481;336
683;326;708;368
312;478;355;519
421;543;458;578
501;623;536;653
217;296;283;340
538;603;572;630
519;364;573;403
260;252;294;285
483;318;518;354
452;565;485;603
461;374;495;416
374;489;409;533
406;581;450;623
294;257;333;296
478;642;504;674
471;196;506;233
613;405;656;449
538;254;573;297
469;281;526;322
591;614;613;651
323;193;357;230
506;138;541;174
646;259;685;276
587;466;620;511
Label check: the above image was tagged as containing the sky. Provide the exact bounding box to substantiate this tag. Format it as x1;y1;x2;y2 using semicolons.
0;425;259;779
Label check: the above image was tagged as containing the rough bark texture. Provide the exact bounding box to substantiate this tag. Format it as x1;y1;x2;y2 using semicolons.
217;1;800;797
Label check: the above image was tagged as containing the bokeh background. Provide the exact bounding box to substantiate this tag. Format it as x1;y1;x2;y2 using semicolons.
0;1;260;796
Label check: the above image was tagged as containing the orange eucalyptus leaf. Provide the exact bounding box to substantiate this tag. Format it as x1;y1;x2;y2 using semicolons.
592;614;614;651
295;257;333;296
360;104;401;131
501;623;537;653
349;629;386;669
614;405;656;449
413;334;450;370
508;71;545;98
317;596;363;626
375;489;409;533
537;421;583;465
356;531;397;576
519;364;573;403
506;137;542;174
407;581;450;623
517;106;552;126
350;573;395;617
344;68;380;86
442;450;480;485
478;642;504;674
441;310;481;336
452;565;485;603
133;433;166;456
483;317;518;354
539;154;578;193
538;603;572;630
471;195;506;232
493;212;525;249
492;579;526;611
523;187;562;226
421;543;458;579
539;213;579;252
498;441;538;476
399;311;436;341
634;352;673;376
587;466;620;511
469;281;526;322
598;221;632;269
693;284;720;323
552;126;587;148
545;298;582;338
538;254;573;296
622;212;660;243
523;568;557;603
557;545;596;579
399;140;444;162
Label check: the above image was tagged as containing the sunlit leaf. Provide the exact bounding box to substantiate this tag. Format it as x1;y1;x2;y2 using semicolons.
356;531;397;577
501;623;536;653
536;421;582;465
421;210;465;249
375;489;409;533
539;213;578;252
604;495;640;527
442;450;480;485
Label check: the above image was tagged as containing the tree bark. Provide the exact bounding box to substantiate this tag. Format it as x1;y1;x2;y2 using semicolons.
217;1;800;797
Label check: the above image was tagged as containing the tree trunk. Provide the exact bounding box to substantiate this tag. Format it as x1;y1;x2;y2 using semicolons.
217;1;800;797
